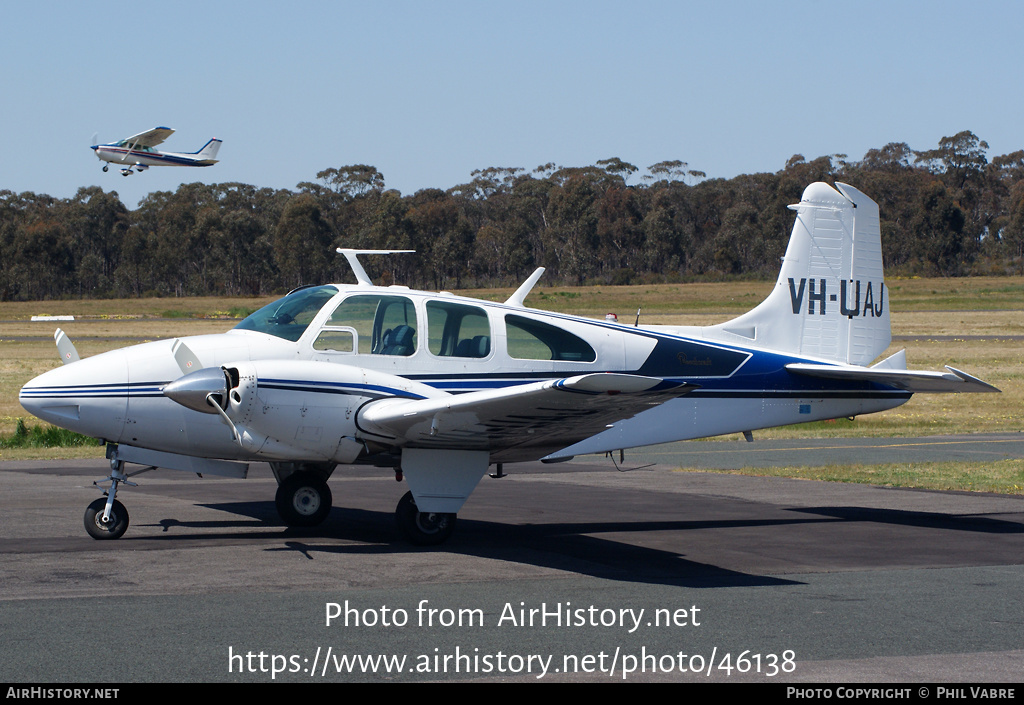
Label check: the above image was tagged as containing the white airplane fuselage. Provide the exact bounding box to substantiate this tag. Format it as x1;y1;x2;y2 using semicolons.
18;286;910;467
92;144;219;169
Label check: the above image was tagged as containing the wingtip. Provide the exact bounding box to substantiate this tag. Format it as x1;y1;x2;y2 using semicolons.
945;366;1001;393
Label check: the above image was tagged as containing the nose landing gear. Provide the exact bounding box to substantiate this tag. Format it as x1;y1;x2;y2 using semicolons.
83;446;155;540
84;457;138;540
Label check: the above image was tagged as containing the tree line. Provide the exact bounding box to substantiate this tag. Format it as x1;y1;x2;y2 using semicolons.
3;130;1023;301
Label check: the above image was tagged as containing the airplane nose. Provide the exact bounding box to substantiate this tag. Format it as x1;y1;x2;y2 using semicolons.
19;350;129;441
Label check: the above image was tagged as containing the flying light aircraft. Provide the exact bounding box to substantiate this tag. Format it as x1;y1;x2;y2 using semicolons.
91;127;221;176
19;182;999;545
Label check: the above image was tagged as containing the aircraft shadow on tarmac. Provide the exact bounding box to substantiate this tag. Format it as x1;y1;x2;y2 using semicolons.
791;506;1024;534
130;500;809;588
122;494;1024;589
127;499;893;589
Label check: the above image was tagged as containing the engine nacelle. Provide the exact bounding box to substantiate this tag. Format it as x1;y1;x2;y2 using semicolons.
165;359;444;463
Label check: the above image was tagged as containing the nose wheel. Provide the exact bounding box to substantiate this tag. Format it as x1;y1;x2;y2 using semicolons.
84;497;129;540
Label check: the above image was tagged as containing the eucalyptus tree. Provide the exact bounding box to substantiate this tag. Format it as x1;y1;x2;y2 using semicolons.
273;193;336;289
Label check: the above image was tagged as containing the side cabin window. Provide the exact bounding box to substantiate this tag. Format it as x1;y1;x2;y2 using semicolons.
505;314;596;362
323;294;417;356
426;301;491;358
312;328;354;353
234;285;339;342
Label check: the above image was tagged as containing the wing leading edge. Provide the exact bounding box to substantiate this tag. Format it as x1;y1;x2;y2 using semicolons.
357;373;697;461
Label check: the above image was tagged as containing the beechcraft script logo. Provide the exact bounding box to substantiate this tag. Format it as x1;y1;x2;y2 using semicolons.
788;278;885;318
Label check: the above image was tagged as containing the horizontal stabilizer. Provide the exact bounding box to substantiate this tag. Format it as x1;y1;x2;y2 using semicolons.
786;362;1000;394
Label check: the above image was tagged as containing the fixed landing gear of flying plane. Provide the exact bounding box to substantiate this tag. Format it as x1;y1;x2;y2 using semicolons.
102;165;108;172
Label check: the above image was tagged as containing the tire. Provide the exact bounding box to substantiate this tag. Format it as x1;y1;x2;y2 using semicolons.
395;491;456;546
84;497;129;540
276;473;332;527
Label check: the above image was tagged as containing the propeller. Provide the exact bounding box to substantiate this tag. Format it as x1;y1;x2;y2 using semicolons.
171;338;201;375
54;328;80;365
162;367;227;414
164;340;241;444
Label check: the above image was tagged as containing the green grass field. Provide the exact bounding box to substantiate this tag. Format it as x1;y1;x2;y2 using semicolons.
2;277;1021;491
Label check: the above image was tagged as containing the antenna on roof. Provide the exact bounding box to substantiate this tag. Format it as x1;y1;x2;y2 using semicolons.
335;249;415;286
505;267;546;307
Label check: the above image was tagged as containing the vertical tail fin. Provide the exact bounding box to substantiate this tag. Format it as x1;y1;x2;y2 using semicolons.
708;182;890;366
194;138;222;160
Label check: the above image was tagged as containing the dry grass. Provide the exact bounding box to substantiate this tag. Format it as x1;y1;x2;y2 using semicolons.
684;459;1024;494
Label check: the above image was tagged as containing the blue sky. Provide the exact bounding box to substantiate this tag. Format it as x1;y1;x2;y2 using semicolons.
3;1;1022;208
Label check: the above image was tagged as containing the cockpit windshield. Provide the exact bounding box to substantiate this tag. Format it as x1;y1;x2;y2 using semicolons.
233;285;339;342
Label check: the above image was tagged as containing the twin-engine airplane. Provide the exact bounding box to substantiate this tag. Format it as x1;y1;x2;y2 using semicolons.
91;126;221;176
20;182;998;545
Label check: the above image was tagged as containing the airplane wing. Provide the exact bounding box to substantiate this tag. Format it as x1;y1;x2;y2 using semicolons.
357;373;697;461
786;362;1000;394
123;126;175;148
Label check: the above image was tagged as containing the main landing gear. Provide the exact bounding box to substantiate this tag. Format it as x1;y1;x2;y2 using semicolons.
395;491;456;546
274;472;333;527
271;467;457;545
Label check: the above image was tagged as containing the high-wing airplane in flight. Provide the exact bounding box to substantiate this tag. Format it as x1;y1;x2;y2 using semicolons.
20;182;999;545
91;126;221;176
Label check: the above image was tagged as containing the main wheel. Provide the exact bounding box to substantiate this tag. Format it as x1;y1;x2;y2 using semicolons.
395;491;456;546
102;165;109;172
276;473;332;527
84;497;129;540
